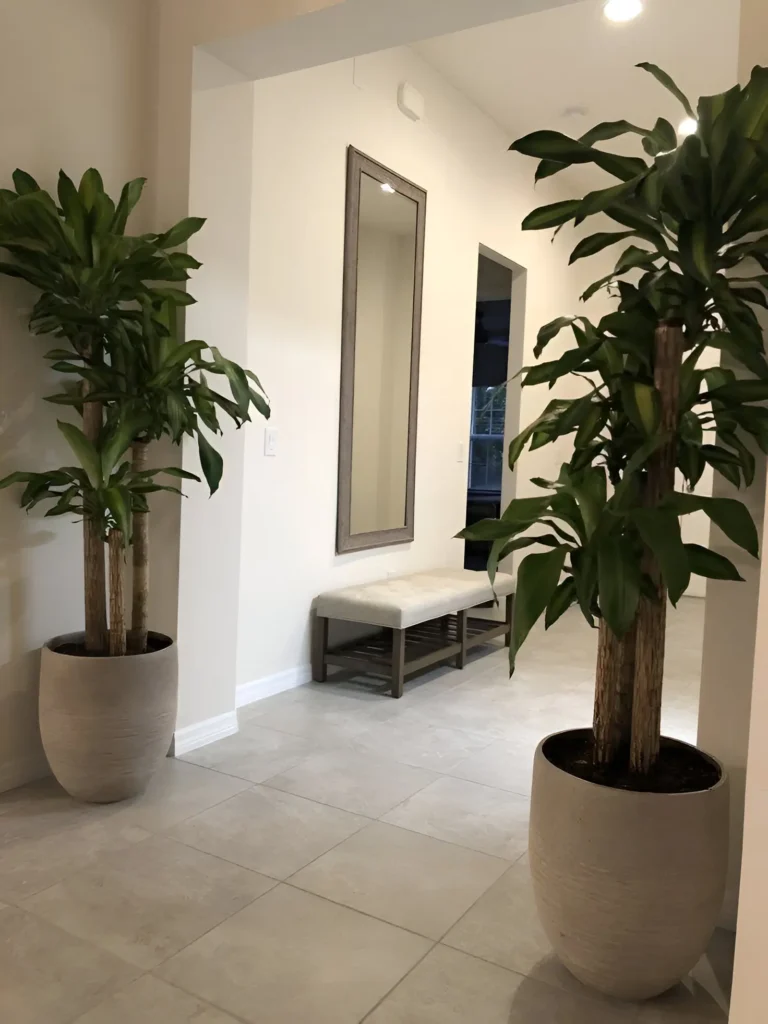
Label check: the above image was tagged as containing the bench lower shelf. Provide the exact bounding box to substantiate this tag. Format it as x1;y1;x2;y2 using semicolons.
312;595;513;698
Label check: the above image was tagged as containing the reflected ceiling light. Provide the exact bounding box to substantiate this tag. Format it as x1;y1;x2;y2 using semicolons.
678;117;698;137
380;182;396;194
603;0;644;23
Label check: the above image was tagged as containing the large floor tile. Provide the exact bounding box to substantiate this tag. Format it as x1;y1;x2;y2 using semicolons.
0;812;150;905
351;717;492;772
264;750;437;817
181;722;321;783
291;821;508;939
444;855;566;983
112;759;252;832
446;858;730;1020
22;834;273;969
446;734;541;796
158;883;431;1024
365;945;635;1023
382;776;529;860
168;785;367;879
0;906;140;1024
74;975;241;1023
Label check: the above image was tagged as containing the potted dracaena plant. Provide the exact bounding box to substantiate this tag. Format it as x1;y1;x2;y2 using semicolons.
460;63;768;1001
0;169;269;803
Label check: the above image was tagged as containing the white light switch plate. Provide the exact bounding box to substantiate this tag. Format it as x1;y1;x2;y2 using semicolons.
264;427;278;456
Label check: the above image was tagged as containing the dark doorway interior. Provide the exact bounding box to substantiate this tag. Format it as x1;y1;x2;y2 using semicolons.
464;253;512;571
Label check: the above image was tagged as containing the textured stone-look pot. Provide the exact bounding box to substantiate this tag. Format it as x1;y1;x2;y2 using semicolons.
40;632;177;804
529;729;729;1001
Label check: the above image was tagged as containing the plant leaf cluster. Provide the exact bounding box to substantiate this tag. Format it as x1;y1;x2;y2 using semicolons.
461;64;768;670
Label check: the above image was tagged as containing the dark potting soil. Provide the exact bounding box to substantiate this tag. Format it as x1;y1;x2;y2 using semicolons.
52;632;173;658
544;729;722;795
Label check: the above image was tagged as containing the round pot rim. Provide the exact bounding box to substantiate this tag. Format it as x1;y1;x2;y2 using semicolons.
43;630;176;661
537;727;727;798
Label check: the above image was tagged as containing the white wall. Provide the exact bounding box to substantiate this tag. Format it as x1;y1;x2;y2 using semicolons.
0;0;153;791
234;45;613;691
176;75;256;732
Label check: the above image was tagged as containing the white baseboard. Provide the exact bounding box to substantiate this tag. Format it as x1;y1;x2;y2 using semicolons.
174;710;238;757
236;664;312;709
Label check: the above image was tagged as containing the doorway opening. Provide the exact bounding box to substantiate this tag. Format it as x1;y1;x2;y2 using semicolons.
464;252;513;571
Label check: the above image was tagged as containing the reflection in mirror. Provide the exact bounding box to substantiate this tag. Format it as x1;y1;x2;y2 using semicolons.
350;173;417;535
337;149;426;554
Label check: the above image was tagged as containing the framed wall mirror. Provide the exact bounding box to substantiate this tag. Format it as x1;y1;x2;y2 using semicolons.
336;147;427;554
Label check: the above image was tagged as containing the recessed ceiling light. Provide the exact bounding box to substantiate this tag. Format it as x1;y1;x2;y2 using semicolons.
678;117;698;137
603;0;644;23
380;183;396;194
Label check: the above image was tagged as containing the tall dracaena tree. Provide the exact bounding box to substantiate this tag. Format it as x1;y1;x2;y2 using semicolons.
0;169;269;656
461;63;768;780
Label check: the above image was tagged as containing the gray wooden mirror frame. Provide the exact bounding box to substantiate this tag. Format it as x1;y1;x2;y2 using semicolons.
336;147;426;555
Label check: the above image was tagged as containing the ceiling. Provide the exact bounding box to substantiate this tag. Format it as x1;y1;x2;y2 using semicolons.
415;0;740;186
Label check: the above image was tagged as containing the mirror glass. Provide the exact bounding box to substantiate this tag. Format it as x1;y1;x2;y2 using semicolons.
349;173;418;535
337;149;426;554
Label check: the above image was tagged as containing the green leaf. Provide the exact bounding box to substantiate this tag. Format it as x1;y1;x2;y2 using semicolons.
612;433;669;507
152;466;201;482
510;130;645;182
153;286;195;306
678;220;717;283
522;342;600;388
0;471;35;490
534;316;576;358
709;379;768;404
197;432;223;494
569;231;633;264
101;416;142;481
567;467;606;538
636;62;695;119
112;177;146;234
598;533;640;637
78;168;104;210
510;548;567;672
622;381;660;436
105;487;132;543
521;200;583;231
12;169;40;194
487;533;561;587
666;493;759;559
631;508;690;604
545;577;577;629
57;421;102;488
685;544;744;581
707;332;768;380
157;217;206;249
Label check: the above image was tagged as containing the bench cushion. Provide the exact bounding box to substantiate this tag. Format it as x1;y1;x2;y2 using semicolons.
315;568;514;630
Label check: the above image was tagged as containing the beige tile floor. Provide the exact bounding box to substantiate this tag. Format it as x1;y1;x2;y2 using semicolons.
0;599;732;1023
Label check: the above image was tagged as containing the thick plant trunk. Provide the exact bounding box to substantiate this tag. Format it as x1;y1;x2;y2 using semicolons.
630;321;684;776
108;530;127;657
128;440;150;654
82;382;107;653
593;618;636;766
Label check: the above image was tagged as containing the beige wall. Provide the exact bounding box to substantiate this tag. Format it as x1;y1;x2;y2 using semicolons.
234;45;614;691
729;2;768;1019
0;0;153;791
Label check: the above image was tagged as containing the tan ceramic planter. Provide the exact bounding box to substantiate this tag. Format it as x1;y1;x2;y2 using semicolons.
529;729;729;1001
39;632;177;804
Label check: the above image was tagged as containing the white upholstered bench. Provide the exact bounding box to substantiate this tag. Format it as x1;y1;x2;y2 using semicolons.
312;568;515;698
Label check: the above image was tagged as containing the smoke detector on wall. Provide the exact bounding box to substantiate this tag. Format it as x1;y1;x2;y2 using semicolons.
398;82;425;122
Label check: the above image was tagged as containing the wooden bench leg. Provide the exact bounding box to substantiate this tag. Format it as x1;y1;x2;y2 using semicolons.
456;609;468;669
505;594;514;648
311;613;329;682
391;628;406;698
